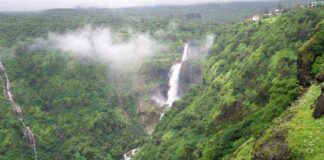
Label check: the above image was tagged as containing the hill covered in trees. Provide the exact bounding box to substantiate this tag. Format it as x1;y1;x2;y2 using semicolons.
135;6;324;160
0;1;323;160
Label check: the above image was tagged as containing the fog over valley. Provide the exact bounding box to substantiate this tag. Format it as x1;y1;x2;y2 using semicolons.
0;0;322;160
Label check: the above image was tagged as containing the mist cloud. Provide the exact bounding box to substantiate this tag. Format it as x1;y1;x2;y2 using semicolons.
39;26;159;73
0;0;270;11
186;34;215;61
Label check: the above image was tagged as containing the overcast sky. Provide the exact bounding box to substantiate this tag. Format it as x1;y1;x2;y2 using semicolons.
0;0;271;11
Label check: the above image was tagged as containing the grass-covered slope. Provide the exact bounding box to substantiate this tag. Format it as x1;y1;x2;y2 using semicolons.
247;84;323;160
135;7;324;160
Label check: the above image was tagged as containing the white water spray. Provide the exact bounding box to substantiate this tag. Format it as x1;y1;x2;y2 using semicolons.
159;113;165;120
123;148;138;160
166;43;189;107
123;44;189;160
0;62;38;160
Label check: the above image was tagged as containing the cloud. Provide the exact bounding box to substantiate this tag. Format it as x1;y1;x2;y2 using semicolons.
0;0;269;11
36;26;159;73
185;34;214;61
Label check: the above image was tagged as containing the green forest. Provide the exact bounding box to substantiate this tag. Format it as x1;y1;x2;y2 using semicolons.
0;1;323;160
136;6;324;160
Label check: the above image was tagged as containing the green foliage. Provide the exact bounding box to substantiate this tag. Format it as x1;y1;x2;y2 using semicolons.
252;84;323;160
311;54;324;75
297;19;324;86
0;96;34;159
0;49;145;159
286;85;323;160
270;49;297;69
231;137;255;160
0;3;322;160
0;2;283;47
136;7;324;160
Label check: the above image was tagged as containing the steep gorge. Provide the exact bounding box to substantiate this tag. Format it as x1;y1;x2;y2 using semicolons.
135;7;324;160
0;4;322;160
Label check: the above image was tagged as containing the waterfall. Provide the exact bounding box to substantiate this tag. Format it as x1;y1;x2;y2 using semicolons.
166;43;189;107
0;62;38;160
123;44;189;160
159;113;165;120
123;148;138;160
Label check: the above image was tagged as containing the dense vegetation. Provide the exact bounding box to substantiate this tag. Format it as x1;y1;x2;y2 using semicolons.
135;7;324;160
0;49;146;159
0;1;307;47
0;1;322;160
1;2;275;159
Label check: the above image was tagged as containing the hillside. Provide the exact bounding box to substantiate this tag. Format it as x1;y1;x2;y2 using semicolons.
135;7;324;160
0;2;323;160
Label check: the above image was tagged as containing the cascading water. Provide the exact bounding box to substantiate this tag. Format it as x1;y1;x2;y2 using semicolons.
166;43;189;107
0;62;38;160
123;148;138;160
159;113;165;120
123;44;190;160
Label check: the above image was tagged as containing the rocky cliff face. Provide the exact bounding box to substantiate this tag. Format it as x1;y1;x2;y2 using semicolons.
313;92;324;119
179;61;202;96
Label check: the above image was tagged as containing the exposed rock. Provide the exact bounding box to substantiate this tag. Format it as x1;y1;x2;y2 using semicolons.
158;83;169;100
23;126;36;146
138;111;161;134
146;67;169;82
178;61;202;96
254;130;290;160
12;102;23;119
315;73;324;83
313;93;324;119
217;101;248;123
150;82;169;107
297;22;324;87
